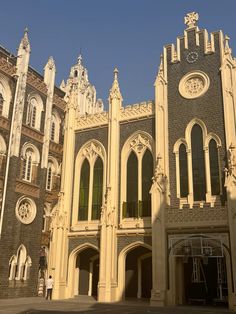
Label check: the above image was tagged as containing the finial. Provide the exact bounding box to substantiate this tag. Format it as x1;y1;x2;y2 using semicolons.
224;35;232;55
78;54;83;65
24;27;28;34
184;12;199;29
114;67;118;80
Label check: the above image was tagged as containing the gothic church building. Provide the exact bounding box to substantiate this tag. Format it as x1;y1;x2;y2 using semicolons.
1;13;236;310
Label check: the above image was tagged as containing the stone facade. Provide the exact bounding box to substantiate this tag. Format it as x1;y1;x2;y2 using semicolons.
1;12;236;312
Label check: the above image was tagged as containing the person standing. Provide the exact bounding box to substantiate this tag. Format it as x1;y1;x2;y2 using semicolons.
45;275;54;300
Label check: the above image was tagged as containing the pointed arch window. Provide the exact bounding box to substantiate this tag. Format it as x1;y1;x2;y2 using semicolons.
27;96;43;130
191;125;206;201
92;157;103;220
46;163;53;190
209;139;220;195
22;150;33;182
50;121;55;141
126;152;138;217
0;93;4;115
9;245;32;281
50;111;61;143
78;159;90;221
21;144;40;184
179;144;188;197
142;150;153;217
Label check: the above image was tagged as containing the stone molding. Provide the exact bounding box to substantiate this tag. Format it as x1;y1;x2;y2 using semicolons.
120;100;154;121
165;205;228;228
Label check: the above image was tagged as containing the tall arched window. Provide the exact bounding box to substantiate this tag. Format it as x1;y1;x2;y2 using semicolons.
22;149;33;181
191;125;206;201
78;159;90;221
21;144;40;184
179;144;188;197
27;96;43;130
50;111;61;143
126;152;138;218
50;121;55;141
46;163;53;190
142;150;153;217
209;139;220;195
0;93;4;115
92;157;103;220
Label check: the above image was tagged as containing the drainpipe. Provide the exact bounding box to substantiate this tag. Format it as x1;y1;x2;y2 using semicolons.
0;72;20;237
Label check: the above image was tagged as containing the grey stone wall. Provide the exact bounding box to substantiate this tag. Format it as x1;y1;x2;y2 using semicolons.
167;29;227;208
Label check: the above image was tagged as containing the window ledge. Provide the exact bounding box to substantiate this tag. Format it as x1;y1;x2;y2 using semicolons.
119;217;151;229
71;220;100;231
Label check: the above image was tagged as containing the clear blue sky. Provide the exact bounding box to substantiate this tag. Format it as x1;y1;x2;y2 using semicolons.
0;0;235;108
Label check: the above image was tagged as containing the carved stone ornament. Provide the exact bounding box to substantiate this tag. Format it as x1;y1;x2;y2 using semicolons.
82;141;103;162
152;155;168;191
179;71;210;99
109;68;123;102
100;186;114;227
15;197;36;224
130;134;151;154
184;12;199;29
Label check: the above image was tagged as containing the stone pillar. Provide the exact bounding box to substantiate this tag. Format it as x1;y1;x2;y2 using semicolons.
48;85;77;299
41;57;56;169
150;159;168;306
11;29;31;157
98;68;122;302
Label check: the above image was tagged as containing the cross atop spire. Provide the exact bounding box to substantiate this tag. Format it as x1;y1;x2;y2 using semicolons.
184;12;199;29
77;54;83;65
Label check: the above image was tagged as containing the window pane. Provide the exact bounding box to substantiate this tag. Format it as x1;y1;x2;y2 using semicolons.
179;144;188;197
141;150;153;217
78;159;90;220
209;139;220;195
92;157;103;220
191;125;206;201
126;152;138;218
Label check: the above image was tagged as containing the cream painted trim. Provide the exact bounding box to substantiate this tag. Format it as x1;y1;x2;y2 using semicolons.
21;142;40;164
67;243;99;298
120;131;154;227
117;241;152;300
72;140;106;230
179;71;210;100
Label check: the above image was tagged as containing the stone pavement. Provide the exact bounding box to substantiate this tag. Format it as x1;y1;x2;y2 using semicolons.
0;296;233;314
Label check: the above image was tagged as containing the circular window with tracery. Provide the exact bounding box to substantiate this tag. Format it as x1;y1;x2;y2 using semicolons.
15;197;36;224
179;71;210;99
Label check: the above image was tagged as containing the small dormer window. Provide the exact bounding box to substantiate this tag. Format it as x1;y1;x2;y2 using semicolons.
82;71;84;77
74;70;78;78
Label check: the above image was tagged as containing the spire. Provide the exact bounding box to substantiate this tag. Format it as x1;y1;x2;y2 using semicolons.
19;27;31;52
184;12;199;29
44;56;56;86
109;67;123;102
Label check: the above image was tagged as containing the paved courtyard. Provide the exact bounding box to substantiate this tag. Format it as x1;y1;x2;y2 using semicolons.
0;297;233;314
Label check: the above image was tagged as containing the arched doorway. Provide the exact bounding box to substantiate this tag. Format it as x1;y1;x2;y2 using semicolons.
67;244;99;299
122;244;152;300
169;234;229;307
76;247;99;297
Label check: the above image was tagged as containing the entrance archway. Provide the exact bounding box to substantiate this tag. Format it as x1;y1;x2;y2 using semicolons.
118;242;152;300
169;235;230;307
67;243;99;299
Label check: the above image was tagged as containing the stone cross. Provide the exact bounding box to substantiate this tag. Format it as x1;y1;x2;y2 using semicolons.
184;12;199;29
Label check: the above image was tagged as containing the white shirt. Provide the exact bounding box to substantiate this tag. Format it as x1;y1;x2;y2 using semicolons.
46;278;54;289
